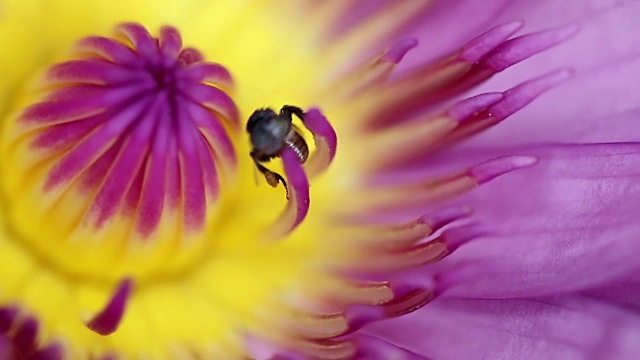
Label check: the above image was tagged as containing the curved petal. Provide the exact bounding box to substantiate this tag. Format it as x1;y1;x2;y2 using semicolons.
466;2;640;144
461;56;640;148
396;0;513;67
431;143;640;298
363;295;640;360
402;0;640;72
266;148;311;238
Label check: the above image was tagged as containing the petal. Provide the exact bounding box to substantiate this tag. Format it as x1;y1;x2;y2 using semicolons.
402;0;640;72
467;2;640;144
396;0;513;67
463;57;640;147
266;147;311;238
585;278;640;312
397;1;640;148
433;143;640;298
363;295;640;360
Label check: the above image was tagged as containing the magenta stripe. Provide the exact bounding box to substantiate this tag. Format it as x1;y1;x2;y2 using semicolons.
123;162;145;217
80;139;123;192
196;131;220;201
46;59;139;86
166;133;181;209
45;96;152;189
23;84;151;126
176;104;206;231
182;62;234;87
159;25;183;60
135;106;171;236
181;83;240;129
33;114;104;150
183;98;237;165
115;23;157;62
76;36;139;66
89;96;159;228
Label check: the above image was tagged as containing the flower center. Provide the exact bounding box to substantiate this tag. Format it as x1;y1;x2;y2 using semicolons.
0;23;239;281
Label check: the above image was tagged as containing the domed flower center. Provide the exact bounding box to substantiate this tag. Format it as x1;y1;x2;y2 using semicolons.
0;23;239;281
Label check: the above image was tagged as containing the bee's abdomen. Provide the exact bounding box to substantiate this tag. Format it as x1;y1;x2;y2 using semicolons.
285;130;309;163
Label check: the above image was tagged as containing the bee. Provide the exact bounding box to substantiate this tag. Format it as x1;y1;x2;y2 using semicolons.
246;105;309;198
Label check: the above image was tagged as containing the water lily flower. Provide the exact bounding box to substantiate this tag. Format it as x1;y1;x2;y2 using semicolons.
1;0;639;359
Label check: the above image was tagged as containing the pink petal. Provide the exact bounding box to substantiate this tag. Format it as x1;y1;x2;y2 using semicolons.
396;0;513;68
86;278;133;336
363;295;640;359
432;143;640;298
462;3;640;145
586;277;640;312
266;148;310;238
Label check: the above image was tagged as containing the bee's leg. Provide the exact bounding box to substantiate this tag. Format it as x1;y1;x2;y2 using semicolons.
251;153;290;199
280;105;305;123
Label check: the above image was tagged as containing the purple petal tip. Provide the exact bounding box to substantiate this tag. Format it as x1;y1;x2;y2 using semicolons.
305;108;338;161
447;92;504;121
87;278;134;336
420;206;473;230
440;223;485;253
461;21;525;63
469;155;538;184
381;38;419;64
489;67;574;120
271;148;310;236
484;23;579;71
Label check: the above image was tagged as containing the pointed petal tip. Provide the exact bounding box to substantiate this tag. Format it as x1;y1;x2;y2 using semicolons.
469;155;538;184
490;67;574;121
419;206;473;230
301;107;338;178
381;38;419;64
266;148;310;238
86;278;134;336
484;23;580;72
440;223;486;254
447;92;504;121
305;107;337;159
461;20;525;63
